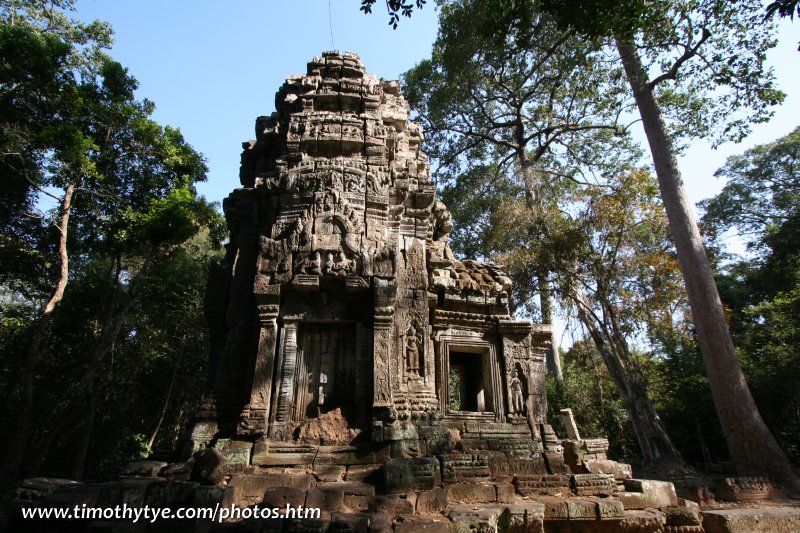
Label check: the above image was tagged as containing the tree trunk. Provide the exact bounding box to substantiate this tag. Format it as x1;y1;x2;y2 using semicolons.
539;275;563;380
66;276;141;476
70;388;95;481
616;38;798;483
1;181;76;484
145;336;185;456
574;290;680;462
519;150;564;381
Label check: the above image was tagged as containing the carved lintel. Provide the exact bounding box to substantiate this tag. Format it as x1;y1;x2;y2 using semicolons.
292;274;320;289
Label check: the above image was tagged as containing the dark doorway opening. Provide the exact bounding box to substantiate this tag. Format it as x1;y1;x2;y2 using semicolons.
448;351;484;412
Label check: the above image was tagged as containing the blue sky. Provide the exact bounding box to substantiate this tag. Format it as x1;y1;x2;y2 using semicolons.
73;0;439;205
72;0;798;211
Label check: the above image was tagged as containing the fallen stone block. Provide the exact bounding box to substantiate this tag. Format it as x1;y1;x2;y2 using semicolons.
120;460;168;478
191;448;229;485
623;479;678;508
583;459;632;480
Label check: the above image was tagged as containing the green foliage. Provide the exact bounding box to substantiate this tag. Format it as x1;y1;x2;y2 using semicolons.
0;1;226;480
547;340;640;462
700;126;800;465
540;0;785;146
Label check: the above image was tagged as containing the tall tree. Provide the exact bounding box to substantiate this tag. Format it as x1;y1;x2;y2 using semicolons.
538;0;797;483
0;0;116;483
0;0;220;482
402;0;631;380
492;168;686;461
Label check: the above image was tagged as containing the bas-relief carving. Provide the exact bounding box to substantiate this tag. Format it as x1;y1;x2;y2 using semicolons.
194;51;553;454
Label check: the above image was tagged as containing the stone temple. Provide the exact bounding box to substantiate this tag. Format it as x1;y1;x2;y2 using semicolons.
12;51;783;533
13;52;718;533
191;50;558;461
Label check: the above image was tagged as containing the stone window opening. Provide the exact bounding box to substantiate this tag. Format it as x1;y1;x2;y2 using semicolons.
447;350;491;413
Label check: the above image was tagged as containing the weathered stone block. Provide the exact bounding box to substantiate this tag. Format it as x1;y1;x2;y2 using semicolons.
17;478;80;503
505;502;545;533
448;504;504;533
317;481;375;497
571;473;615;496
285;510;331;533
193;485;238;508
161;461;193;481
701;507;800;533
330;511;369;532
316;445;377;466
191;448;229;485
228;473;273;500
488;456;547;480
565;497;598;519
96;478;162;507
618;509;666;532
583;459;633;480
513;474;571;497
394;515;453;533
445;482;496;504
365;512;393;533
440;453;491;483
316;465;346;482
384;457;439;493
416;487;448;514
307;486;345;512
712;476;781;502
143;480;197;507
663;504;702;527
595;496;625;519
343;494;372;511
495;483;515;503
532;495;568;519
262;487;307;509
623;479;678;508
120;460;167;478
615;491;649;510
368;494;415;516
346;464;382;483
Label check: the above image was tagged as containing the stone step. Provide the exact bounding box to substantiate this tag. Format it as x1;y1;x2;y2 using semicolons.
702;506;800;533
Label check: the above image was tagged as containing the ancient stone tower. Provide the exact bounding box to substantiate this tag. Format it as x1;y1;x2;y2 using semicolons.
190;51;558;468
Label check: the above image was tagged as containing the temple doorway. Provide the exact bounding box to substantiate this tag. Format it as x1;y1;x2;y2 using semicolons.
292;322;371;428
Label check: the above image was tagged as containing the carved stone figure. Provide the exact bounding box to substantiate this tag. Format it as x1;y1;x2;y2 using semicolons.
510;369;525;415
405;325;421;375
